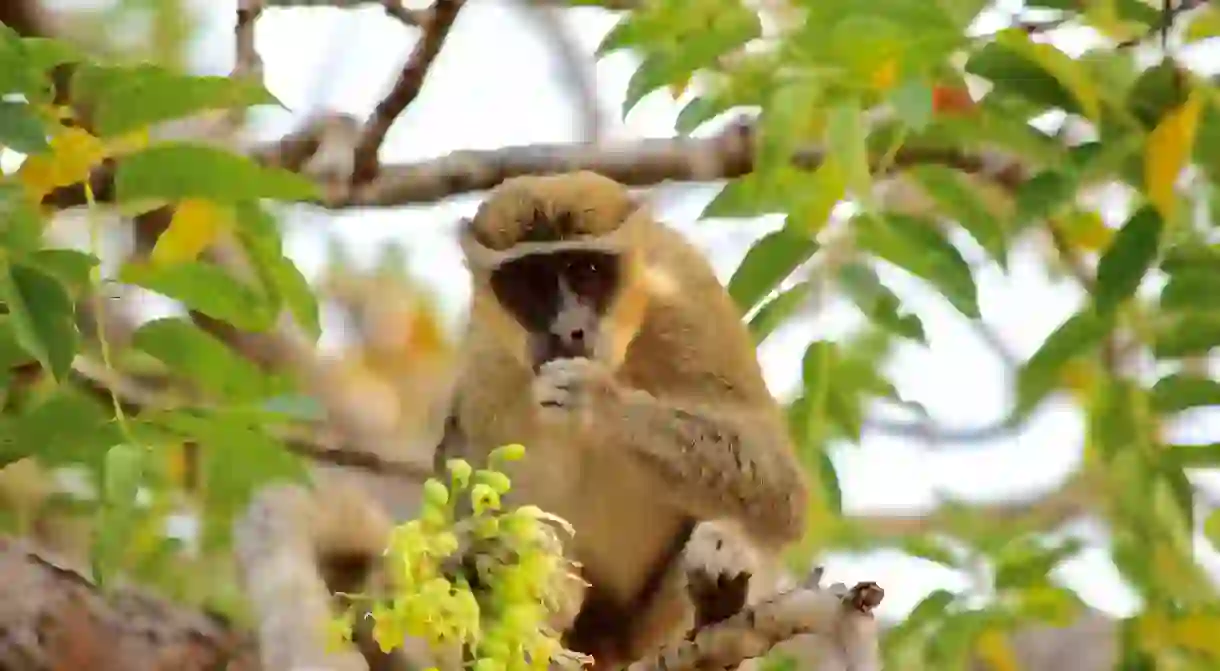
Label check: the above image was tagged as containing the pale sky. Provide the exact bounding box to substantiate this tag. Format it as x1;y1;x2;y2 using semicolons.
26;0;1220;620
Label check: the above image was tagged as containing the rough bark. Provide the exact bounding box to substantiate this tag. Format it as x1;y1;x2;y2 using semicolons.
0;536;259;671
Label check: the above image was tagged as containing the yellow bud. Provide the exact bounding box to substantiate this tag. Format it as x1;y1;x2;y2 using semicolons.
476;469;513;495
423;478;450;508
471;484;501;515
490;443;526;463
447;458;473;489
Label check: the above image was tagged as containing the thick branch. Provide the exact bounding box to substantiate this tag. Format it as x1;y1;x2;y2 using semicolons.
45;121;1028;210
0;536;258;671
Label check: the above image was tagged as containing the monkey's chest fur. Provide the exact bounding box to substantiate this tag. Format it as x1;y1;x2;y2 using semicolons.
456;366;696;667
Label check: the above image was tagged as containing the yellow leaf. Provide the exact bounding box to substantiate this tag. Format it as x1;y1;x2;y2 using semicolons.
104;128;151;157
152;199;232;265
1145;90;1204;221
871;59;898;92
1169;614;1220;658
1055;210;1113;252
974;628;1020;671
1059;359;1098;401
16;126;107;201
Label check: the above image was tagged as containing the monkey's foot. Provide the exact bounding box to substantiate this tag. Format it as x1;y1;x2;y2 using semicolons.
681;521;759;630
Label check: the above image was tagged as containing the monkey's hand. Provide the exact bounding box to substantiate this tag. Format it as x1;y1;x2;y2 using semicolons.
532;357;622;430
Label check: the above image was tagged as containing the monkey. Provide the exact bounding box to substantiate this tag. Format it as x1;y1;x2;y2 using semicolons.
433;171;811;669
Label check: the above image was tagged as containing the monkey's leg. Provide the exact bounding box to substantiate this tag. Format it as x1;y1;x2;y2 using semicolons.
234;472;396;671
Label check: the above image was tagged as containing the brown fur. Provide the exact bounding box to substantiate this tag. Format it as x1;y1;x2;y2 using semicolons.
436;172;809;669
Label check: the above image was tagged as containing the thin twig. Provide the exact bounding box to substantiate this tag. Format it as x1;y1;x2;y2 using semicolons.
350;0;467;185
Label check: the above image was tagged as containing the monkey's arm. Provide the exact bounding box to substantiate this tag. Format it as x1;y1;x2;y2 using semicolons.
609;389;809;546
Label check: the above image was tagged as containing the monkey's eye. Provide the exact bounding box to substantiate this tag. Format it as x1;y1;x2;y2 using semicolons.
561;251;620;309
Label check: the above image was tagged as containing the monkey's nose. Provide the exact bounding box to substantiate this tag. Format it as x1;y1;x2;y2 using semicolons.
569;328;585;344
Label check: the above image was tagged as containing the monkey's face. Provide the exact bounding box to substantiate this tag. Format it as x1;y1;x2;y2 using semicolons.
489;248;624;370
460;172;650;372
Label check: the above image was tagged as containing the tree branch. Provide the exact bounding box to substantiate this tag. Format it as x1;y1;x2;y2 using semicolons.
45;120;1029;210
0;536;259;671
351;0;466;184
630;579;884;671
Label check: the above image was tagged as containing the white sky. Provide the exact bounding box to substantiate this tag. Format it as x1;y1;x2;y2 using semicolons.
28;0;1220;620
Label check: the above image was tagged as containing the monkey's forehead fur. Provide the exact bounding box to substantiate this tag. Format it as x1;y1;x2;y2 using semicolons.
469;171;638;251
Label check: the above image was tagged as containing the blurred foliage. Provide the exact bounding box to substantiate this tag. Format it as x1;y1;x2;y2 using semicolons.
1;0;1220;668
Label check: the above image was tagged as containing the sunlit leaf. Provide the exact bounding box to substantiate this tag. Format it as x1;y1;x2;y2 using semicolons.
119;260;276;331
115;142;319;204
727;229;819;314
1145;90;1203;220
72;63;281;137
131;318;289;402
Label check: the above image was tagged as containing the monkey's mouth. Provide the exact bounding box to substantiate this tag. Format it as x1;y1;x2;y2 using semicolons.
530;333;592;373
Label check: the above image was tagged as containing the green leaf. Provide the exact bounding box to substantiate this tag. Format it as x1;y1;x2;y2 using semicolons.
119;261;277;332
748;282;811;344
6;388;122;469
967;29;1100;119
837;262;926;343
1014;307;1114;418
853;213;980;319
234;202;321;341
1205;508;1220;551
29;249;99;298
621;55;671;118
1152;312;1220;358
1093;205;1162;314
993;538;1083;590
72;63;281;137
1185;6;1220;43
0;186;46;252
154;409;307;548
1150;374;1220;413
0;100;48;153
825;99;871;200
908;164;1008;266
727;229;819;315
1160;269;1220;310
1127;60;1189;130
115;143;320;204
817;449;842;515
1014;170;1078;226
675;95;731;135
92;443;146;586
889;79;935;132
1171;443;1220;467
703;174;787;219
0;259;79;381
130;318;288;402
903;536;960;568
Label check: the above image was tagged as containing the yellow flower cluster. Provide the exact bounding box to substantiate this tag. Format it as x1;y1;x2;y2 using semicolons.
329;444;590;671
